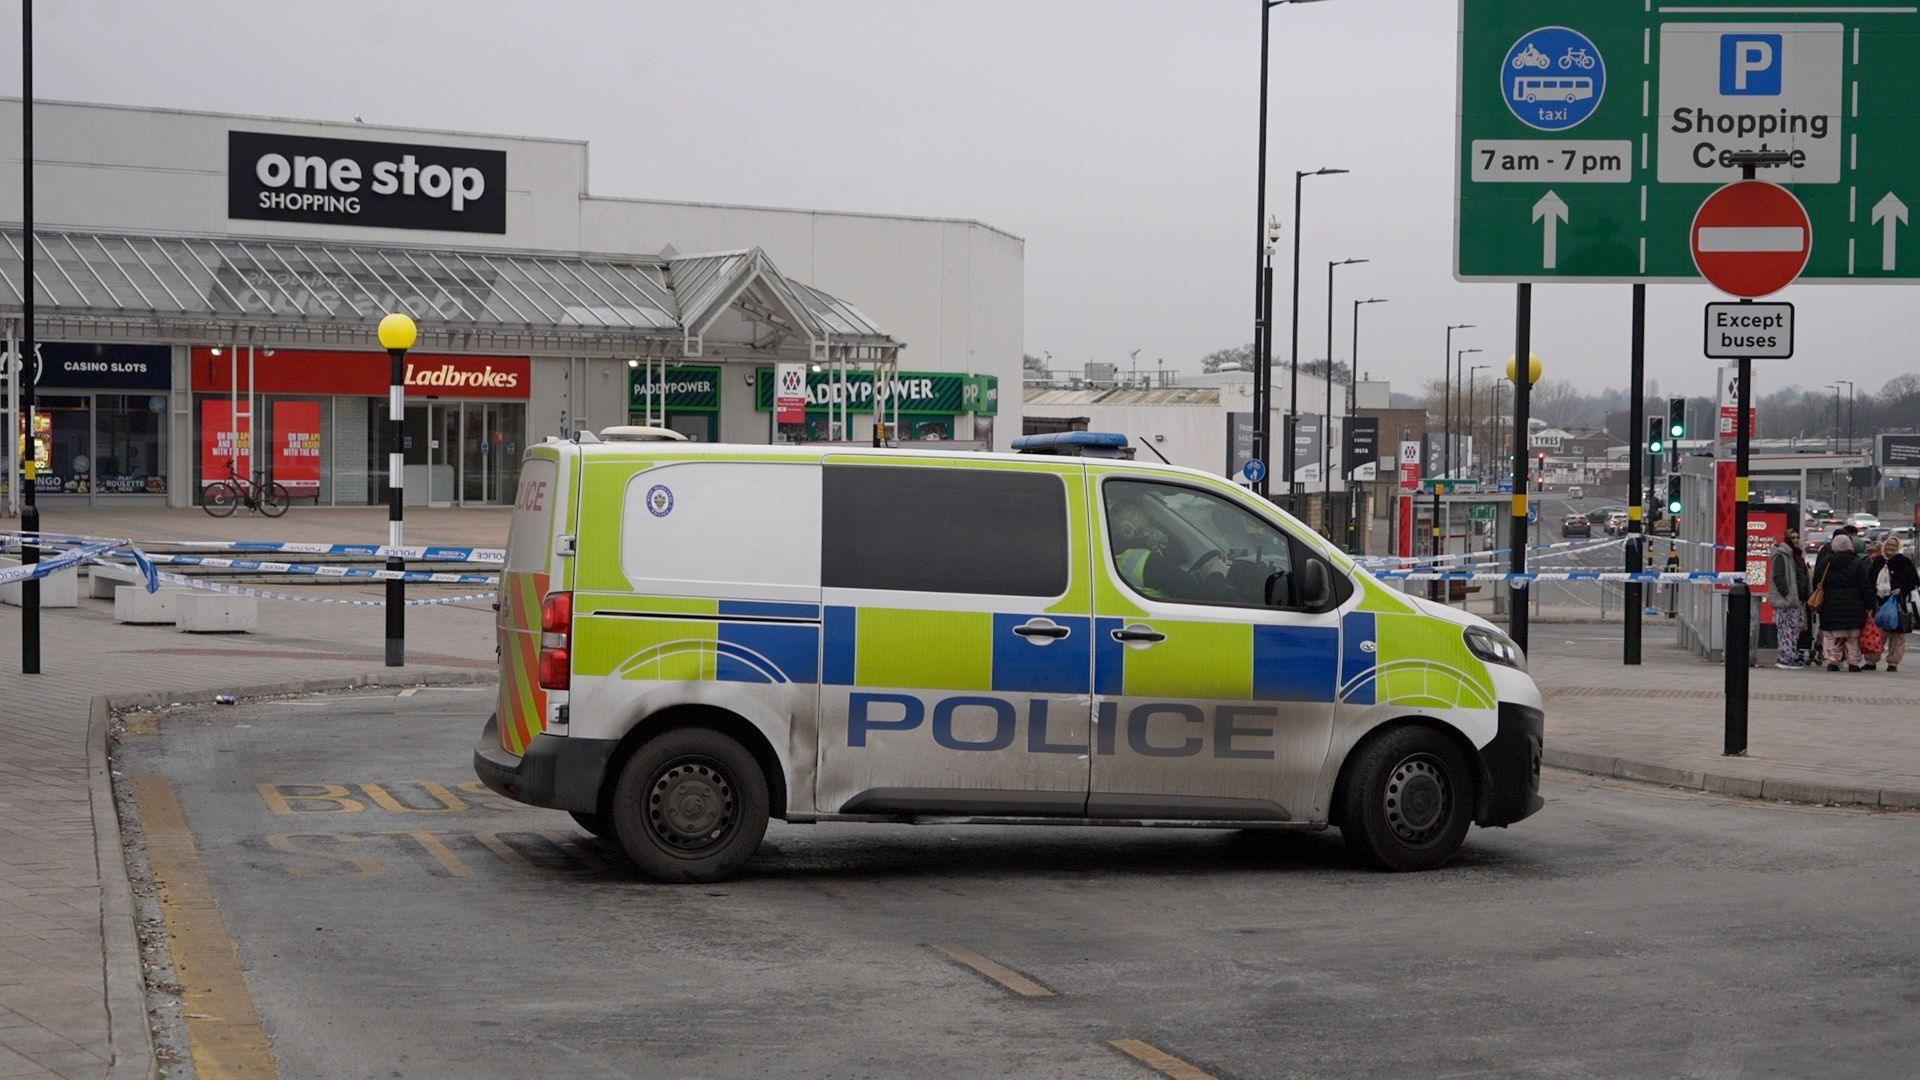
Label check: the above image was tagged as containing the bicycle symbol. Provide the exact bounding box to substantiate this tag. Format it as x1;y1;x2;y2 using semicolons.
1558;47;1596;70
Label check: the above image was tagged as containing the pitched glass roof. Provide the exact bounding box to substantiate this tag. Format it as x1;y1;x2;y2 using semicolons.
0;228;897;356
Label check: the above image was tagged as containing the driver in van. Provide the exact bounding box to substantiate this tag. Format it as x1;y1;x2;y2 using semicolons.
1111;497;1233;601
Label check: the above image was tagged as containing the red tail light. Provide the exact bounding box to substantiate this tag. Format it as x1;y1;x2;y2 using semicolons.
538;592;572;690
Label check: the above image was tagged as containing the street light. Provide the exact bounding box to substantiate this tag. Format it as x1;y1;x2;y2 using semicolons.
1455;347;1483;478
1254;0;1337;498
1441;324;1474;478
1344;297;1386;551
1282;166;1348;505
1837;379;1856;453
1322;258;1368;513
377;311;418;668
1467;363;1491;479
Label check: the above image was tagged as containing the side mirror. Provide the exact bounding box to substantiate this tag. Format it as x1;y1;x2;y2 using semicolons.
1300;558;1333;611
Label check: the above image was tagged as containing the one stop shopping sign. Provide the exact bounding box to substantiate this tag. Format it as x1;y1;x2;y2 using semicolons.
1456;0;1920;283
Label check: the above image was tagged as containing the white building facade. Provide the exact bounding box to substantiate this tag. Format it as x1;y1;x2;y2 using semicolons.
0;100;1023;507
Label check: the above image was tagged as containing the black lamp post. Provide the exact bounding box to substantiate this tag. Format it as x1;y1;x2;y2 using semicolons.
1468;363;1491;479
1455;347;1483;477
1322;258;1367;515
1284;167;1347;507
16;0;37;675
1441;323;1474;478
1253;0;1337;501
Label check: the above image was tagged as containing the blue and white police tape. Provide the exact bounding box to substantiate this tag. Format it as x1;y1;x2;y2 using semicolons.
1358;535;1626;567
0;539;161;590
0;530;503;563
98;552;497;586
149;571;496;607
1374;569;1748;586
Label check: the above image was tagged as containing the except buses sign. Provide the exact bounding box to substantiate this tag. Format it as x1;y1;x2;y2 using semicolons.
1456;0;1920;283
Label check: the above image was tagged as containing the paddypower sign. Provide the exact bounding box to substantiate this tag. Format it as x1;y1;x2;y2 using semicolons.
755;367;979;415
1456;0;1920;283
228;131;507;234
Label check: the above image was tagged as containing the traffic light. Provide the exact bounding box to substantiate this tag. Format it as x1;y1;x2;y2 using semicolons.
1666;475;1684;515
1667;397;1687;440
1646;418;1665;456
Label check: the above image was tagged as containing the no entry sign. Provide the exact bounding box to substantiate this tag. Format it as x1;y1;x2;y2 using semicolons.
1691;181;1812;298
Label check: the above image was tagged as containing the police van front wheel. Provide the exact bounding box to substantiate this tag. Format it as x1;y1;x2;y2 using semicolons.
1339;727;1474;872
611;728;770;883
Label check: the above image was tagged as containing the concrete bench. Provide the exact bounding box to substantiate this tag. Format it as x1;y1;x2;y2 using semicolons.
0;555;78;608
174;590;257;633
89;561;147;599
114;584;191;625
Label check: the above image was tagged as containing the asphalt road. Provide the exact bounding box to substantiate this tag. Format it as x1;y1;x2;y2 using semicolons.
122;689;1920;1079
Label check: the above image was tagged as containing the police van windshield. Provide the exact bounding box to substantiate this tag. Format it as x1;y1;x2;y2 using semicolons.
1104;479;1297;607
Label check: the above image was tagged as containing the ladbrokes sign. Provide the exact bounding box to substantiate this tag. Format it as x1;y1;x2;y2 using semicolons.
228;130;507;234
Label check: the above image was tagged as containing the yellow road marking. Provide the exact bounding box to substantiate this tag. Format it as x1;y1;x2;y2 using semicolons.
386;829;475;876
930;944;1054;998
130;774;278;1080
1110;1039;1218;1080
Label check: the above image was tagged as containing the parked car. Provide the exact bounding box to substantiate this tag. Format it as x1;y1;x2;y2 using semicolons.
1586;505;1625;525
1562;514;1592;538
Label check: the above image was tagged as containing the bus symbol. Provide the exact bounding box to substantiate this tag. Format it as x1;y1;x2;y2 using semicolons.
1514;76;1594;104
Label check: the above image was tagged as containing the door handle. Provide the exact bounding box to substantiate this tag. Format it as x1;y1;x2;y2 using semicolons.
1111;623;1166;644
1013;618;1072;641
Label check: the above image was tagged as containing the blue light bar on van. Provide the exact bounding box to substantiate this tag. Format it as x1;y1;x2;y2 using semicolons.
1011;432;1133;458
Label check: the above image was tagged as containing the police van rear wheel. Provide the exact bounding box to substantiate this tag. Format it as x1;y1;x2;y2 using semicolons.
1340;727;1474;872
611;728;769;883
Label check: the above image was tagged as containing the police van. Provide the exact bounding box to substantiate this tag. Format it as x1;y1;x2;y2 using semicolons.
473;430;1544;882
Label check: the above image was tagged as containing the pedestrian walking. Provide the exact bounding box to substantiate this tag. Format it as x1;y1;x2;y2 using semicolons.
1811;533;1876;672
1768;529;1811;669
1867;535;1919;673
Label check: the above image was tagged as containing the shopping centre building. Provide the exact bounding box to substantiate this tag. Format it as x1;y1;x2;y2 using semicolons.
0;99;1022;506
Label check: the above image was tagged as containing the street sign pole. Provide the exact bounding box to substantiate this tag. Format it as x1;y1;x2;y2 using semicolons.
1509;285;1532;656
1625;283;1645;666
1727;343;1753;756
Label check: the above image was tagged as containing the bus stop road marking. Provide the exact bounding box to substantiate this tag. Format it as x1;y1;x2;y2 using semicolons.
1109;1039;1218;1080
929;944;1055;998
130;773;279;1080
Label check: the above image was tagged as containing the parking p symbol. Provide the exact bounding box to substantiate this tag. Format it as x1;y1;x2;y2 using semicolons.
1721;34;1782;95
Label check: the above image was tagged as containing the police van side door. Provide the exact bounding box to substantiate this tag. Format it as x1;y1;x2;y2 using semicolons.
814;458;1094;817
1087;470;1343;822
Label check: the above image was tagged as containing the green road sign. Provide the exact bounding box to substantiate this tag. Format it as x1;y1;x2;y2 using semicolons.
1456;0;1920;283
1470;504;1496;521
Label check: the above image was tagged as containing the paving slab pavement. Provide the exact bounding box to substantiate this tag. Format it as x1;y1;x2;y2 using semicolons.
0;507;499;1079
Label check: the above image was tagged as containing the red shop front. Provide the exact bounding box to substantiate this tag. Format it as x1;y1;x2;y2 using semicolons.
191;348;531;506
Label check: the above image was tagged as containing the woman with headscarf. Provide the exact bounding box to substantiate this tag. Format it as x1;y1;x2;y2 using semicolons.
1813;532;1876;672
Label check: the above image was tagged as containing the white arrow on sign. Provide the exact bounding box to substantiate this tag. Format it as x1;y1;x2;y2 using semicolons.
1872;192;1908;272
1533;190;1569;270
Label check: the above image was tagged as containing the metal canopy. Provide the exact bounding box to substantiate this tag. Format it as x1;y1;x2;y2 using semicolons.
0;228;900;360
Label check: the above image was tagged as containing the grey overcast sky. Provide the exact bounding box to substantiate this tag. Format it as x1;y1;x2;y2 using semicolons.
5;0;1916;400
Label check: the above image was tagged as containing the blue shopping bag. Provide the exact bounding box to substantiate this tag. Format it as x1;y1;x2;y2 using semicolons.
1875;595;1903;632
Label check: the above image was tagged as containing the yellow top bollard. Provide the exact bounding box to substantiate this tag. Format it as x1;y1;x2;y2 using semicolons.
377;312;418;351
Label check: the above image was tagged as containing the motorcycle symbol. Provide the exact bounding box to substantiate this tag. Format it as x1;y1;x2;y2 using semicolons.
1511;43;1551;70
1558;47;1596;70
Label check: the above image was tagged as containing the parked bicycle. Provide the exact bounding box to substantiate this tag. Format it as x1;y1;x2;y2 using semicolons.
202;459;291;518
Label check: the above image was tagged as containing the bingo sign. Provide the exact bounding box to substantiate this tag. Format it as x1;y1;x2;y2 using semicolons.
1501;26;1606;132
774;363;807;425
